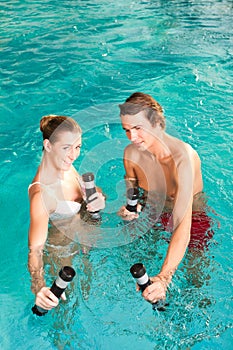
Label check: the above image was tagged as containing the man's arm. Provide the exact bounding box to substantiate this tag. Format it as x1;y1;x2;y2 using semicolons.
143;153;194;303
158;197;192;279
117;147;141;220
123;146;138;186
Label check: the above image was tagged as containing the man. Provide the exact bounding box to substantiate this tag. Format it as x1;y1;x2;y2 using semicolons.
119;92;206;304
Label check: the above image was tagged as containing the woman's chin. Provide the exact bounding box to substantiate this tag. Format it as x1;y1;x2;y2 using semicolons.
62;162;72;170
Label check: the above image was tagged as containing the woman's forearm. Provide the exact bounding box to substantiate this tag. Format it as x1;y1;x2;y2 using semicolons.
28;246;45;294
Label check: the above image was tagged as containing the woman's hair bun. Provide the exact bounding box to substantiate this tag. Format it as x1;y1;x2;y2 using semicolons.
40;115;61;132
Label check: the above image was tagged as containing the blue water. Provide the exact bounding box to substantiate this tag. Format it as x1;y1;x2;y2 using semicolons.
0;0;232;349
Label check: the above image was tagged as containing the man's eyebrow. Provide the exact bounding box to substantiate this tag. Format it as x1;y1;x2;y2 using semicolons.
122;125;142;130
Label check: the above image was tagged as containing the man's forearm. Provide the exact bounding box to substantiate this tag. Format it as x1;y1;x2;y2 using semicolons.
158;225;191;284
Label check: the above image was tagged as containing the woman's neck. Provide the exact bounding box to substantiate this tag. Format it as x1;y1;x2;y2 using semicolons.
39;156;65;185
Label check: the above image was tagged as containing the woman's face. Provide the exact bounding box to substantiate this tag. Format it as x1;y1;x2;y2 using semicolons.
46;131;82;171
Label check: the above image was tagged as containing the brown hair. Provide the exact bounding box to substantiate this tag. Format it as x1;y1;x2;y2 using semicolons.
40;115;82;144
119;92;165;129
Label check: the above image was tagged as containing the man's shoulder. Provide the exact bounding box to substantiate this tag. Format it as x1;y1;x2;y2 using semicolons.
173;141;200;171
170;136;197;158
124;143;138;154
124;144;142;160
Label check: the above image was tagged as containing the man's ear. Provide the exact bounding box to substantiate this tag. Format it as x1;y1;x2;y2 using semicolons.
43;139;52;152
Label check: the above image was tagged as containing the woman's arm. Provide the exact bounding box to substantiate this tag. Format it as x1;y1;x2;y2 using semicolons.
28;187;67;310
28;189;49;295
74;166;106;213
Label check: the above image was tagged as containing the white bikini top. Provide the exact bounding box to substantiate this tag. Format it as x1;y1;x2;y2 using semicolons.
28;181;82;221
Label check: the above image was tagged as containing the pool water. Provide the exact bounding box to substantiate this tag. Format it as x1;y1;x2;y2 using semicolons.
0;0;232;349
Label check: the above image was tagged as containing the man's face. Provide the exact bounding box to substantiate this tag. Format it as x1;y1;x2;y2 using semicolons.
121;111;158;152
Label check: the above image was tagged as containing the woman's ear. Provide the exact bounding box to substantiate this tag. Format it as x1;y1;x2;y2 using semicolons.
43;139;52;152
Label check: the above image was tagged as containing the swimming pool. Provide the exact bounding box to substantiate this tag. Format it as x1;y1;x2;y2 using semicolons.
0;0;232;349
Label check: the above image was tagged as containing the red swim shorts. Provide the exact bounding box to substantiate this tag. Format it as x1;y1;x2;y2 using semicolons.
159;211;214;250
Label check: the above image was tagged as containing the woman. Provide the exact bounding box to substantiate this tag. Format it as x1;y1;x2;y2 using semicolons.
118;92;212;305
28;115;105;312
